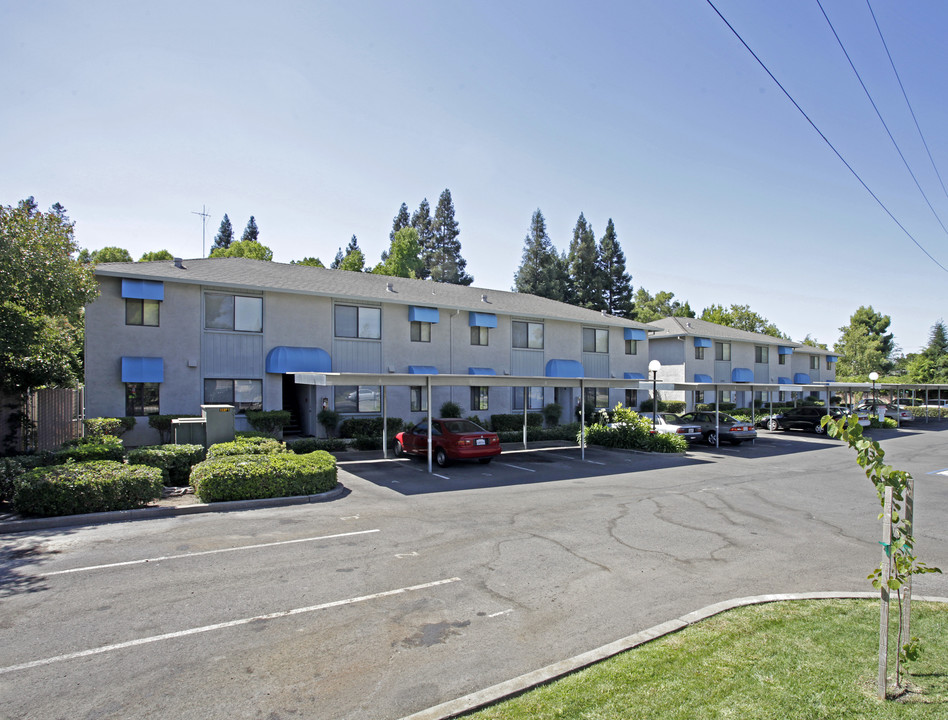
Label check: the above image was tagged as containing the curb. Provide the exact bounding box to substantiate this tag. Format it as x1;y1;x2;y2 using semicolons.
398;591;948;720
0;485;347;535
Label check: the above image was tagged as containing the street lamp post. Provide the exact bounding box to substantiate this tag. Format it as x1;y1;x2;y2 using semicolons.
649;359;662;430
869;371;879;405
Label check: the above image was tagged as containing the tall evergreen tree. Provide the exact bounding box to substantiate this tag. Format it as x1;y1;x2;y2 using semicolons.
428;189;473;285
411;198;434;280
212;214;234;253
597;218;633;317
513;209;564;300
330;247;345;269
339;235;365;272
241;216;259;243
907;320;948;382
566;213;602;309
390;203;411;243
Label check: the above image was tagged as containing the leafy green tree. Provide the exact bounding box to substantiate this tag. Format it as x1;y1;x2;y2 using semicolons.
700;304;788;338
631;287;695;323
139;250;174;262
907;320;948;382
211;214;234;253
566;213;602;309
209;239;273;261
835;306;895;376
0;198;98;391
373;227;425;278
77;246;133;264
241;216;260;243
291;257;325;267
411;198;434;279
339;235;365;272
428;189;472;284
513;209;566;301
799;334;828;349
597;218;633;317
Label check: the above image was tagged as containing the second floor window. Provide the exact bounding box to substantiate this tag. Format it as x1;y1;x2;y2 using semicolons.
335;304;381;339
695;346;705;360
715;342;731;361
512;321;544;349
583;327;608;353
779;354;788;365
471;326;489;346
126;298;159;326
410;321;431;342
810;355;820;370
626;339;638;355
755;346;769;364
205;294;262;332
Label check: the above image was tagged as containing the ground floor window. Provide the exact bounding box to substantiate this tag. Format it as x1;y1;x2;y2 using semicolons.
126;382;159;416
695;390;706;405
584;386;609;409
718;390;734;404
471;386;489;411
334;385;381;414
410;386;427;412
204;379;262;413
625;389;638;408
513;386;544;411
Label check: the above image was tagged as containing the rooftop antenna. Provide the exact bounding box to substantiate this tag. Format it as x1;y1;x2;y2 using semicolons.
191;205;211;257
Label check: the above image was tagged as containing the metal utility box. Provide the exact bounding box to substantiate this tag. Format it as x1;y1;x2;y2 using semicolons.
202;404;235;446
172;417;207;446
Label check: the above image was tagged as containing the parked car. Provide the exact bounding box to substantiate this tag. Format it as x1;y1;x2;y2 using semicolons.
772;406;843;434
676;411;757;446
856;400;914;423
394;418;501;467
650;413;703;443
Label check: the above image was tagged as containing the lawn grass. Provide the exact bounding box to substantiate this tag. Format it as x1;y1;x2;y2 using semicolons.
464;600;948;720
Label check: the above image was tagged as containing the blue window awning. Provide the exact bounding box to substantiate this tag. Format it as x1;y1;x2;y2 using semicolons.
624;328;646;341
469;367;496;376
794;373;811;384
694;374;713;383
694;337;712;348
408;306;440;324
121;279;164;301
469;312;497;328
778;376;792;384
409;365;438;374
827;355;839;363
778;346;794;355
545;359;584;378
266;346;331;374
624;372;645;380
731;368;753;383
121;356;164;383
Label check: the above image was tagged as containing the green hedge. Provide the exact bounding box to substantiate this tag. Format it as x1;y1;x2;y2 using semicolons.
55;436;125;463
206;436;286;459
84;416;136;437
496;423;581;444
189;451;337;503
12;461;164;517
581;406;689;454
286;437;348;453
638;399;686;413
127;444;206;485
245;410;292;435
490;413;544;432
148;414;197;444
337;417;405;438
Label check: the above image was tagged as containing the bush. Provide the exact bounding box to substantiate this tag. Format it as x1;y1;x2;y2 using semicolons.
148;414;196;444
286;437;348;453
127;444;206;486
55;436;125;463
440;401;462;418
317;409;340;437
189;451;337;503
466;415;486;429
84;416;136;438
352;435;381;450
0;457;26;502
581;406;688;454
245;410;292;436
337;417;404;438
496;423;581;444
206;436;286;459
12;461;164;517
490;413;544;432
542;403;562;427
639;399;687;414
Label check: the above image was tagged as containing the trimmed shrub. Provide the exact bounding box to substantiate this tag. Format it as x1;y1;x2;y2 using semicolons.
127;444;206;486
639;399;687;413
286;437;348;453
0;457;26;502
12;461;164;517
496;423;581;444
148;414;195;444
245;410;292;436
55;436;125;463
206;436;286;459
466;415;486;429
542;402;562;427
337;417;404;439
581;406;689;454
352;435;381;450
317;409;340;437
490;413;544;432
440;401;462;418
84;416;136;438
189;451;337;503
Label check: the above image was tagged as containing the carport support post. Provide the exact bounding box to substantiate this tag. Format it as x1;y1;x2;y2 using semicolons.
878;485;893;699
427;375;433;474
382;386;388;458
714;384;720;448
580;379;586;460
522;386;528;450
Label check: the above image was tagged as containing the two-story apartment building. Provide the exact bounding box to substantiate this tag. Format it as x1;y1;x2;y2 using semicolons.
85;257;660;444
647;317;837;410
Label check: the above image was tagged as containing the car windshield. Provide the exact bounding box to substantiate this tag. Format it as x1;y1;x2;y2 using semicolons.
442;419;487;434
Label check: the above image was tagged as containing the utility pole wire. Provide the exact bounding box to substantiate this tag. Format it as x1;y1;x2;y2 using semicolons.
192;205;211;257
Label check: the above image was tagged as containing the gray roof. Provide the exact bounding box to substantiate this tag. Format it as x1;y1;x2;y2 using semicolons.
649;316;834;354
95;257;661;331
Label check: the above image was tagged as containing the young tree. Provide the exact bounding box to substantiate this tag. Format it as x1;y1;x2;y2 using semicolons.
390;202;411;243
209;239;273;261
631;287;695;323
597;218;633;317
799;333;828;349
139;250;174;262
241;216;260;243
835;305;895;376
427;188;473;285
566;213;602;309
373;227;425;278
700;303;787;338
211;214;234;253
513;209;565;300
330;248;345;269
411;198;434;279
0;198;98;391
77;246;134;264
291;257;325;267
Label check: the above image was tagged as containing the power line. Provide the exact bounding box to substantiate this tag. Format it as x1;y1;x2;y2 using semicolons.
191;205;211;257
703;0;948;274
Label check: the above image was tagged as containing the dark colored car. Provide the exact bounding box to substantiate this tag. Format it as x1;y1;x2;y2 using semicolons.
773;406;842;434
676;411;757;446
394;418;501;467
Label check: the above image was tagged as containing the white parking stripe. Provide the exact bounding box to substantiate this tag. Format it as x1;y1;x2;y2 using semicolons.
0;577;461;675
500;463;535;472
42;529;381;576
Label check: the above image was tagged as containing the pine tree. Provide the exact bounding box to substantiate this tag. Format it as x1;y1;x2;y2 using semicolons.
212;214;234;253
597;219;633;316
411;198;434;279
566;213;603;309
513;209;564;300
390;203;411;243
339;235;365;272
428;188;473;285
330;248;345;269
241;216;259;243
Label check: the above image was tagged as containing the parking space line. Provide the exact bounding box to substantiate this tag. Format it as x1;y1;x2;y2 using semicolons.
500;463;535;472
0;577;461;676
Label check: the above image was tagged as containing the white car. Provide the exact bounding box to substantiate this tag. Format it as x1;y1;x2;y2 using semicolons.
650;413;703;443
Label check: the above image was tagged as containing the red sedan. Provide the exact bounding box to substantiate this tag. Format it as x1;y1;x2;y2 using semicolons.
394;418;501;467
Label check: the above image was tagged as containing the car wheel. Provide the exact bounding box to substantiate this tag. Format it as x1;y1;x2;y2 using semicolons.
435;447;449;468
767;419;778;431
813;424;825;435
478;457;492;464
706;430;718;446
394;440;404;457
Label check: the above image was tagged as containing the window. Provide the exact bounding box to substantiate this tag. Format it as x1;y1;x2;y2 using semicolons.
626;339;638;355
715;342;731;361
203;379;262;413
513;386;544;410
695;390;706;404
410;386;427;412
126;299;159;326
695;346;705;360
334;304;381;339
512;321;544;349
718;390;734;404
810;355;820;370
334;385;381;413
471;386;489;411
205;294;262;332
410;321;431;342
583;327;608;353
125;382;159;416
625;389;638;408
778;354;787;365
755;346;769;364
471;326;489;346
826;358;834;370
584;387;610;409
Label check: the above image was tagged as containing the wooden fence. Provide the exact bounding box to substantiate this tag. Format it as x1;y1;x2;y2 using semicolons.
0;387;83;454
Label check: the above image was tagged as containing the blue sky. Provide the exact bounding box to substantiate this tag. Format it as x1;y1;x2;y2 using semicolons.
3;1;947;354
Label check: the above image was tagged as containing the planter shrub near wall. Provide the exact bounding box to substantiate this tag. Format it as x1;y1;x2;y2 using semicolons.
127;444;206;486
12;461;164;517
190;451;337;503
